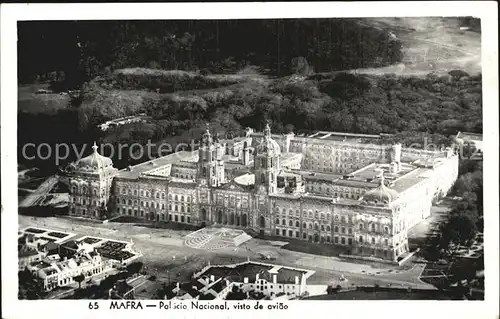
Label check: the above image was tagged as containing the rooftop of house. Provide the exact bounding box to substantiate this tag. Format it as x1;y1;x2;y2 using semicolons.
198;262;307;285
19;247;41;258
309;131;386;140
457;131;482;141
293;170;344;182
116;150;198;179
199;262;273;283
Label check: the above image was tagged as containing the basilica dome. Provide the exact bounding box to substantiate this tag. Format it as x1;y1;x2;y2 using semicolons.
75;142;113;171
256;123;281;156
362;175;398;204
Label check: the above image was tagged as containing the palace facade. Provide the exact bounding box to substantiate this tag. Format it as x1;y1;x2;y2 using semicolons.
67;124;458;262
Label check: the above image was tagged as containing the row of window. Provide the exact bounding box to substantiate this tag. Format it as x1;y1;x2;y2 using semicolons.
120;208;192;223
274;228;390;246
71;186;103;196
118;189;192;202
72;198;104;207
304;187;361;199
117;203;191;213
274;209;357;224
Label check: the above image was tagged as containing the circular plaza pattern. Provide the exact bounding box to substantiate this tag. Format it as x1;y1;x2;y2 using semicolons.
184;227;252;250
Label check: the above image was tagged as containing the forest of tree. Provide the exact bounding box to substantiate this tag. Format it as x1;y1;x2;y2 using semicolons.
18;69;482;170
18;19;403;87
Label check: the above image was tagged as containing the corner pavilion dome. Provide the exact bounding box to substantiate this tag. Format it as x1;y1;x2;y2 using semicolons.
75;142;113;171
256;123;281;156
362;174;398;204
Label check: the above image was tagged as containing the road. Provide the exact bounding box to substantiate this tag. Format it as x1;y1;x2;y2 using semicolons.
19;215;435;291
19;176;59;208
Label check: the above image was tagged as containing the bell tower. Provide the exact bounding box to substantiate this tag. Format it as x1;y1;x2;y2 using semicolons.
254;122;280;194
198;123;225;187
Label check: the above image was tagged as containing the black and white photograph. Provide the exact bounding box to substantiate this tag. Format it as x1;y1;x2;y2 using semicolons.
1;2;498;318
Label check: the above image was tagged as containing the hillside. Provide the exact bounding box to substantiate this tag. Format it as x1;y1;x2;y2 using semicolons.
352;17;481;76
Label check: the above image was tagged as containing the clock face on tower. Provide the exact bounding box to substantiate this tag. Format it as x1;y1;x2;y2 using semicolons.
259;185;266;193
200;179;207;186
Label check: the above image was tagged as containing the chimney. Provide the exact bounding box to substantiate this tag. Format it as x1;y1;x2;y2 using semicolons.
244;277;249;284
210;275;215;283
272;274;277;284
256;273;259;281
295;276;299;285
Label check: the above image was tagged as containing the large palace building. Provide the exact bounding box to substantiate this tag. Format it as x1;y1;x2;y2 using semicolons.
67;124;458;262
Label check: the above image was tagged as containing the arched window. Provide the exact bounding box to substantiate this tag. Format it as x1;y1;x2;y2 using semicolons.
314;224;319;231
181;196;185;202
289;220;293;227
359;236;363;243
275;218;280;225
121;199;126;204
168;194;172;200
359;224;364;230
321;225;325;231
82;186;87;194
334;226;339;233
302;222;306;229
175;195;178;201
162;193;165;199
308;223;312;230
326;225;331;232
314;211;319;218
341;216;346;223
289;209;293;216
128;200;132;205
71;186;77;194
295;221;300;227
308;211;312;218
384;227;389;234
181;206;185;212
134;200;137;206
371;224;375;232
334;215;339;222
261;173;265;184
282;219;286;226
371;238;376;244
156;193;160;199
384;239;388;245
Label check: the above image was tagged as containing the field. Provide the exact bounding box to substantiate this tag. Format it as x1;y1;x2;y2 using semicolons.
353;17;481;76
18;84;70;113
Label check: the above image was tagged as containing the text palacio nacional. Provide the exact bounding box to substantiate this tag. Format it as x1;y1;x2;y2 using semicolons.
68;124;458;261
